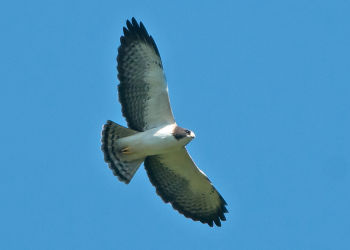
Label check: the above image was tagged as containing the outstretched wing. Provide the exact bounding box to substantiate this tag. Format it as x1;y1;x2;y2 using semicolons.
117;18;175;132
144;148;228;227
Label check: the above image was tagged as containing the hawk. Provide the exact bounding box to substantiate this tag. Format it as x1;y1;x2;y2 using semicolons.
101;17;228;227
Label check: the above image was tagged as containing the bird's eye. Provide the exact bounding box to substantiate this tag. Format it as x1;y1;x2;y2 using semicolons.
185;130;191;135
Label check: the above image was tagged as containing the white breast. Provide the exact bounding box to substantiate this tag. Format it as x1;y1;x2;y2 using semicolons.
117;124;185;160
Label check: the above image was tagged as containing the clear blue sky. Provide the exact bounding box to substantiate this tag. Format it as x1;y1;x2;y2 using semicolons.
1;0;349;249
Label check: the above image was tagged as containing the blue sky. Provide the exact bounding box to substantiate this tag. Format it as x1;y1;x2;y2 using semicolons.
1;0;349;249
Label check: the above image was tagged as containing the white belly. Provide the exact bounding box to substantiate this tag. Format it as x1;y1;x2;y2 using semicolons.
117;124;188;161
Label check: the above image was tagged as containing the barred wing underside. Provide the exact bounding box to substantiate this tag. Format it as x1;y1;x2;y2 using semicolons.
144;148;228;227
117;18;175;131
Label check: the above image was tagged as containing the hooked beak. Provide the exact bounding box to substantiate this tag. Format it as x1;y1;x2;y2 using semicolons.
190;131;196;138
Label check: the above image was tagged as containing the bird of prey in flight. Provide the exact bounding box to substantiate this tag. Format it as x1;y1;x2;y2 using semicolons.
101;17;228;227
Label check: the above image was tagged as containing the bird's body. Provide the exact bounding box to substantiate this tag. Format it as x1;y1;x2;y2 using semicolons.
115;124;194;162
101;18;228;227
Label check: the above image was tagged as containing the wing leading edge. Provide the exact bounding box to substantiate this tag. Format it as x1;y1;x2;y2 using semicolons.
144;148;228;227
117;18;175;131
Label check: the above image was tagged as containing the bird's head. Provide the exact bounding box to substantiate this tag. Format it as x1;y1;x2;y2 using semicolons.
172;126;195;145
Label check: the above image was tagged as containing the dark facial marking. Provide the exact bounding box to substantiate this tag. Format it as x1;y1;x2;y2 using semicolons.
173;126;190;140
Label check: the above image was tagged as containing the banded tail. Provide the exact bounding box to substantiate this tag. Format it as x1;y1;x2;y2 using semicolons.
101;120;143;184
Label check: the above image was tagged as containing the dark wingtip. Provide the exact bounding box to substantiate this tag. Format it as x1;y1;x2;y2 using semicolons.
131;17;138;27
118;17;161;58
145;157;228;228
214;217;221;227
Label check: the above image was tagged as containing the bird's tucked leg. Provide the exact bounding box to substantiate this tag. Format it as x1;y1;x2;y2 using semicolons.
120;146;132;154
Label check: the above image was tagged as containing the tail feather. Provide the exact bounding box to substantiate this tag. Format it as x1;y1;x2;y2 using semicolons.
101;120;143;184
